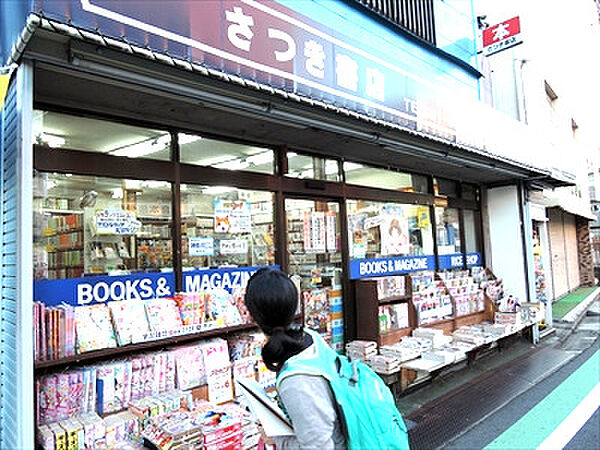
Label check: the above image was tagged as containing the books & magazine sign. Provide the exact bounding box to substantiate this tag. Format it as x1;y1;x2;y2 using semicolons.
34;266;276;306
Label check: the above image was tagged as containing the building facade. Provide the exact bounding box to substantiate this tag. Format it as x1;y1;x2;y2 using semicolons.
474;0;598;317
1;0;573;445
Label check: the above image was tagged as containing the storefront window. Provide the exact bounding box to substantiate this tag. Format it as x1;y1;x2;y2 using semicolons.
435;207;461;255
347;200;434;259
285;198;344;351
463;210;480;254
286;152;340;181
33;172;173;280
433;178;458;197
461;183;479;201
179;133;274;174
344;162;429;193
180;185;275;268
32;110;171;160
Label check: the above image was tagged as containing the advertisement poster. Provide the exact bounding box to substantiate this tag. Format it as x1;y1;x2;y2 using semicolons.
326;212;337;253
303;211;312;253
214;199;251;233
311;212;326;253
95;209;141;235
347;214;366;258
188;237;214;256
219;239;248;255
380;215;409;256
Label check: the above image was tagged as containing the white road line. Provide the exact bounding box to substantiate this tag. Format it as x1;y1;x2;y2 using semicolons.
537;383;600;450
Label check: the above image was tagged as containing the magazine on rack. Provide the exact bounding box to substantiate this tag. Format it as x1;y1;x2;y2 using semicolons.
235;378;295;438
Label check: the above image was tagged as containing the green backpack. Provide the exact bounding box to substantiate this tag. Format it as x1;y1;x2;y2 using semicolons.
277;329;410;450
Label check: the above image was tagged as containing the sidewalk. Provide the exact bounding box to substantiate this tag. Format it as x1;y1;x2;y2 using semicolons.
401;289;600;449
553;286;600;323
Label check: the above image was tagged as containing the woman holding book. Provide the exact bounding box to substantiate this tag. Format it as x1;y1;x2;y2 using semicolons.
244;268;346;450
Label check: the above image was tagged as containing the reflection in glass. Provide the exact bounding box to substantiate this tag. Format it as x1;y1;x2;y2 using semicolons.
285;198;344;351
33;172;173;280
345;162;429;193
179;133;274;174
180;185;275;269
435;207;461;254
346;200;434;259
33;110;171;160
286;152;340;181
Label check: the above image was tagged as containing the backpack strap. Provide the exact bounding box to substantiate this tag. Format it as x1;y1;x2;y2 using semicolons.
277;328;336;387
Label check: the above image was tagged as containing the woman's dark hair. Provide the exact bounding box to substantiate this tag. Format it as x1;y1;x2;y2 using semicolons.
245;268;305;371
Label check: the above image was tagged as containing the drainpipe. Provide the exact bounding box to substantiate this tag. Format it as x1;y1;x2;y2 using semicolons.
517;182;532;302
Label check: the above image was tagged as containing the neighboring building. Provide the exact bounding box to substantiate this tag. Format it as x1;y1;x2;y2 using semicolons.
0;0;575;445
474;0;599;314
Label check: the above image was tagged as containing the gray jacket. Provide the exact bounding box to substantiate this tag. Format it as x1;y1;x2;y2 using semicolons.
274;373;346;449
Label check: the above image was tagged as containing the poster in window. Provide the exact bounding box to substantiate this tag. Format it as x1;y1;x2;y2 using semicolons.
380;215;409;256
311;212;326;253
326;212;337;253
214;199;251;234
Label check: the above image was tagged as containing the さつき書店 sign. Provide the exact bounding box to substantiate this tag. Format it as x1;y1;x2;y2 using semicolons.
35;0;459;141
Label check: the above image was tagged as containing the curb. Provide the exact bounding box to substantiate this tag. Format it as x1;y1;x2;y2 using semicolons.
557;287;600;346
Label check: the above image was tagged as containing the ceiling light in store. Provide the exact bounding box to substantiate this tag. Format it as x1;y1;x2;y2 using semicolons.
245;151;273;166
124;180;142;190
192;155;234;166
179;133;202;145
343;162;363;172
325;161;339;175
109;133;170;158
142;180;170;189
202;186;235;195
38;133;66;148
213;158;249;171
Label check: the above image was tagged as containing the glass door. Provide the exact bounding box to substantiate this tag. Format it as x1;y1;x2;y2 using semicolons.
285;198;344;351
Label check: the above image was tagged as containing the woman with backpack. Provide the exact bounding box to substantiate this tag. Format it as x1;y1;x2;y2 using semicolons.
245;268;410;450
244;268;346;449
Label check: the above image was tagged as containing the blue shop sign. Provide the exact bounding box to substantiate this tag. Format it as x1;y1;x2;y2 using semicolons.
349;255;435;279
182;265;278;293
34;265;279;306
34;271;176;307
438;252;482;270
23;0;478;142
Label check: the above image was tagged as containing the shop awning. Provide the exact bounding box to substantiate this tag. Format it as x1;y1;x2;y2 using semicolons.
10;14;575;188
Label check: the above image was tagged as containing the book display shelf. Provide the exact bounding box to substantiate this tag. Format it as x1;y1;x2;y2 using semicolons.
354;268;496;347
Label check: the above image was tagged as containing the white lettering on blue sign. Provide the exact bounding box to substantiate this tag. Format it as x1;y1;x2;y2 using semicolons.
76;276;167;305
451;255;463;267
358;257;429;277
184;269;255;293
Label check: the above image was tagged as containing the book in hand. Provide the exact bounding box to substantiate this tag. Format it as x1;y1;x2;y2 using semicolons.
235;377;295;438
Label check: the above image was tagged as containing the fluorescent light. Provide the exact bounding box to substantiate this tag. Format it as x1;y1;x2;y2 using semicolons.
142;180;170;189
343;162;364;172
179;133;202;145
214;158;249;171
39;133;66;148
246;151;273;166
203;186;235;195
325;161;339;175
109;133;170;158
